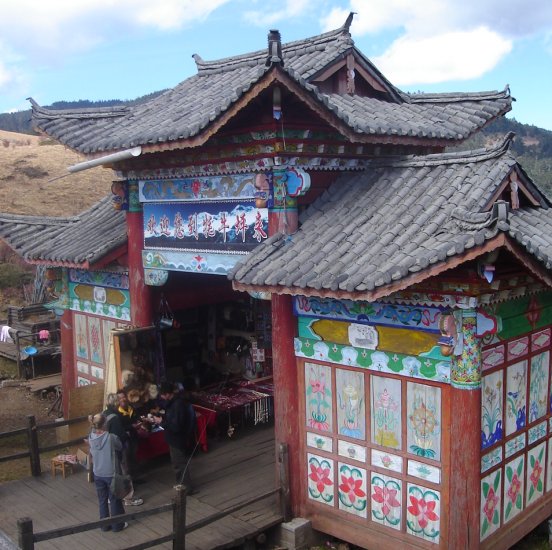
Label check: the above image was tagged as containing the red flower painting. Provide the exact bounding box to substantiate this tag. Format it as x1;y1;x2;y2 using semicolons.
507;473;521;503
339;475;366;503
482;487;499;523
309;463;333;494
408;495;439;528
530;459;543;489
372;485;400;516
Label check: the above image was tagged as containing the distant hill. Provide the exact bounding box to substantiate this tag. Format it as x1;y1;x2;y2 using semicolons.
1;92;551;195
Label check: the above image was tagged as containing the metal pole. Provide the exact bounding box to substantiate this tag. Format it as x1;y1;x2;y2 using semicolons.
173;484;187;550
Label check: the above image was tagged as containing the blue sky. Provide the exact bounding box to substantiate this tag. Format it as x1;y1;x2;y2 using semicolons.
1;0;551;130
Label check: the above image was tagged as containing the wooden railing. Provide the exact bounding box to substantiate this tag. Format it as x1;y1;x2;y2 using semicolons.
16;444;290;550
0;414;88;477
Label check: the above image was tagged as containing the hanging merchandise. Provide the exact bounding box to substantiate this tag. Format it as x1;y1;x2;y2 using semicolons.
157;294;179;329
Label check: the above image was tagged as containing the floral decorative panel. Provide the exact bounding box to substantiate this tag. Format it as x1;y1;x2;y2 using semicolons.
507;337;529;361
481;447;503;474
505;361;527;436
480;469;501;541
526;442;546;506
76;361;89;374
505;433;526;459
371;449;403;474
531;329;551;351
336;369;365;439
528;420;547;445
529;352;549;422
407;382;441;461
407;460;441;484
482;345;505;372
74;313;89;360
371;375;402;450
305;363;333;432
307;432;333;453
371;473;402;530
406;483;440;543
337;462;368;518
307;453;334;506
503;455;524;523
87;316;103;364
481;370;503;450
77;376;92;386
101;319;116;367
90;365;104;380
338;440;366;462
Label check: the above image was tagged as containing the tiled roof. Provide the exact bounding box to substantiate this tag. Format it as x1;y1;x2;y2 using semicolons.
30;17;511;155
229;136;552;296
0;196;126;267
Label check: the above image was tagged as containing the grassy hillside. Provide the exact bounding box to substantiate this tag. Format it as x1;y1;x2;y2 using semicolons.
0;130;113;216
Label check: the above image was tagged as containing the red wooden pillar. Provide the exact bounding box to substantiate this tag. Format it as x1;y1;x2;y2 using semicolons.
60;309;75;418
126;181;153;327
449;308;482;549
269;167;301;513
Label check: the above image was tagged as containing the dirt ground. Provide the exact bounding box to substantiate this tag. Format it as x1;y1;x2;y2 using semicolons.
0;384;55;430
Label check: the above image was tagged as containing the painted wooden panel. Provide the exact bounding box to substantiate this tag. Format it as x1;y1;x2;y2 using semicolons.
337;462;368;518
406;483;440;543
503;455;524;523
371;473;402;530
87;316;103;364
526;442;546;506
532;328;551;351
528;420;547;445
336;369;365;439
407;382;441;461
371;375;402;450
90;365;105;380
294;337;450;383
480;469;502;541
143;249;243;276
505;433;526;459
293;296;442;332
77;376;92;386
481;370;503;450
529;351;550;422
307;453;334;506
143;201;268;252
481;447;503;474
482;344;505;372
305;363;333;432
306;432;333;453
76;361;89;374
338;440;366;463
505;360;527;436
138;174;257;202
507;337;529;361
69;269;129;289
371;449;403;474
407;460;441;484
75;313;89;360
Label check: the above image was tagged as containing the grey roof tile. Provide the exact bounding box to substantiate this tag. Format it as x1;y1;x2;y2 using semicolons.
230;135;552;295
0;197;126;267
30;21;511;155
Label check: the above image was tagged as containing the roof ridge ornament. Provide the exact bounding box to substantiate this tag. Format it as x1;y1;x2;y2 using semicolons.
343;12;355;32
266;30;284;66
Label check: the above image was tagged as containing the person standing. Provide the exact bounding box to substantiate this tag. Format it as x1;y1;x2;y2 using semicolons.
154;382;197;493
103;394;144;507
116;389;142;483
88;413;128;532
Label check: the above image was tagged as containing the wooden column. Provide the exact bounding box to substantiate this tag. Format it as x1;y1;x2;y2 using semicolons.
269;167;300;513
126;181;153;327
449;308;482;549
60;309;75;418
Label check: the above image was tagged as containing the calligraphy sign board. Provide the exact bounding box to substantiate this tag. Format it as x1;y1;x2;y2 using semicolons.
143;201;268;252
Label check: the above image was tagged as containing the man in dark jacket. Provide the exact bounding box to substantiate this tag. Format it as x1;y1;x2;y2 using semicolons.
155;381;197;494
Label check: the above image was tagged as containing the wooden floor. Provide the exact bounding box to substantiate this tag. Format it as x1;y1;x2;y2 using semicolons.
0;424;282;549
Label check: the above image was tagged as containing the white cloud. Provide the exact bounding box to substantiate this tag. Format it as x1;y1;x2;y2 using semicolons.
243;0;312;27
374;27;512;85
319;0;549;86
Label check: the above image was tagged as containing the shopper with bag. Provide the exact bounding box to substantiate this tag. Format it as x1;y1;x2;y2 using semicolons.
88;413;129;532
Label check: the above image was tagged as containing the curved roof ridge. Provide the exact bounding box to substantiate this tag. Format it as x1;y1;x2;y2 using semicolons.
193;21;353;75
28;98;129;120
372;132;516;168
407;85;511;104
